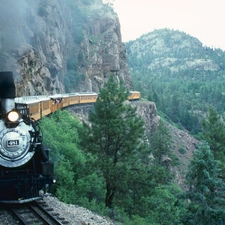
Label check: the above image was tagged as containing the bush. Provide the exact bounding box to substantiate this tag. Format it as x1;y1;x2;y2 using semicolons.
179;147;186;154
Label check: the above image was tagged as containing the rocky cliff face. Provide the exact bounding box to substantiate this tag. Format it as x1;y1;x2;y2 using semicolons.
0;0;131;96
132;100;159;135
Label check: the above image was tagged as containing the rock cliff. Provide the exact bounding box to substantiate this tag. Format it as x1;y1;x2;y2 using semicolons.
0;0;131;96
0;0;159;145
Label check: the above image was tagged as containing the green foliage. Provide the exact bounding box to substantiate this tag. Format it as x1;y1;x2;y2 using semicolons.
39;97;186;223
54;158;76;202
145;184;186;225
149;119;178;184
63;1;88;92
64;70;85;92
122;215;150;225
150;119;172;164
40;110;85;202
201;106;225;176
179;147;186;155
126;29;225;134
184;141;225;224
67;58;79;71
84;75;149;208
40;110;107;208
69;4;87;44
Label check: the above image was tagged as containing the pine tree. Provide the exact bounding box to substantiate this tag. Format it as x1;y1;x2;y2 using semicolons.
184;141;225;225
87;75;148;208
149;119;178;184
150;119;172;165
201;106;225;175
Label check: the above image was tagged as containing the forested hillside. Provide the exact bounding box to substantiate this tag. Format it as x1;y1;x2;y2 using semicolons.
37;26;225;223
40;77;225;224
126;28;225;134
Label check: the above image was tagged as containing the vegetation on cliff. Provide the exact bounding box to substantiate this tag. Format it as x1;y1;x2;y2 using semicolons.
126;28;225;134
40;102;225;225
39;76;225;224
82;76;148;208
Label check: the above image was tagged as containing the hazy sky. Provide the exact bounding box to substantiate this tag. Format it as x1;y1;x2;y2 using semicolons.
113;0;225;50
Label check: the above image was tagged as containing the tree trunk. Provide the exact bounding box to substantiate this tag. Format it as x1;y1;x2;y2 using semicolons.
105;182;115;208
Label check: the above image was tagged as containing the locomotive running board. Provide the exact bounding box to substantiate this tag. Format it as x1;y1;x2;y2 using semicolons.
0;196;42;204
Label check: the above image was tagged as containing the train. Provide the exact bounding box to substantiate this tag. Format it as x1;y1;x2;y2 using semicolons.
14;91;140;121
0;71;140;203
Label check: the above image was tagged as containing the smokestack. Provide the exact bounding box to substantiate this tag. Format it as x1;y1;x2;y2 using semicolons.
0;71;16;114
0;71;15;99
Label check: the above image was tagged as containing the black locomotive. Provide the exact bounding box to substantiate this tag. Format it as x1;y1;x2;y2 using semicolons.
0;71;54;203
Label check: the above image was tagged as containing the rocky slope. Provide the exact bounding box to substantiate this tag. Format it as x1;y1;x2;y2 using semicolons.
0;0;131;96
134;100;198;187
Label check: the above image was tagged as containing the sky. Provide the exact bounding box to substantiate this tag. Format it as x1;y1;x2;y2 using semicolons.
113;0;225;50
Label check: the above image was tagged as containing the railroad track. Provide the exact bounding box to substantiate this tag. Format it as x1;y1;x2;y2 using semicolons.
8;200;69;225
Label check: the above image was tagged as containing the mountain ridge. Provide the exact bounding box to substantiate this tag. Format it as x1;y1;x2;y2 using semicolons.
126;28;225;74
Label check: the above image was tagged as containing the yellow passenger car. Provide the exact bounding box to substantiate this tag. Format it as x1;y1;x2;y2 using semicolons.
15;96;41;120
79;93;98;104
128;91;141;100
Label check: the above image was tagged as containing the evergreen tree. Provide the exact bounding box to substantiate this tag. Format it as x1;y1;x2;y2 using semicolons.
146;184;185;225
86;75;148;208
149;119;178;184
201;106;225;175
150;119;173;165
184;141;225;225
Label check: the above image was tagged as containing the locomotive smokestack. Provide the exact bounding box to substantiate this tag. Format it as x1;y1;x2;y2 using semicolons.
0;71;16;114
0;71;15;98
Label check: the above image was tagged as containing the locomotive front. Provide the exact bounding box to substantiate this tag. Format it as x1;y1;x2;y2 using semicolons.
0;71;54;203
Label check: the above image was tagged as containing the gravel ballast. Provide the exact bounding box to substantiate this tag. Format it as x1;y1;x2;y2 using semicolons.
44;196;116;225
0;196;116;225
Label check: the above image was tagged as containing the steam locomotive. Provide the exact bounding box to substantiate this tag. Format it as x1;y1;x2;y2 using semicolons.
0;71;54;203
0;71;140;203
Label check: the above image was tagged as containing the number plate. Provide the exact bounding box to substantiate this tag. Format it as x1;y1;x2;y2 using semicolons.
7;140;19;147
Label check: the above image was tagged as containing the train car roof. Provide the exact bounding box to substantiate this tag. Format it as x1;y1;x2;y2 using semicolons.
66;93;80;96
15;95;50;104
15;97;41;104
48;94;68;99
78;92;98;96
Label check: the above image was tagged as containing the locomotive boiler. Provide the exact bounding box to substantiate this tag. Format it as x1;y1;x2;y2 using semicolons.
0;71;54;203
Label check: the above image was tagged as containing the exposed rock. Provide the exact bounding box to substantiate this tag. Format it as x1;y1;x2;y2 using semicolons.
127;28;222;74
132;100;159;135
0;0;131;96
167;122;199;188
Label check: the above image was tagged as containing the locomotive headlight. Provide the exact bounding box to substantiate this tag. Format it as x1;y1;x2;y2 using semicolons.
7;110;20;122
